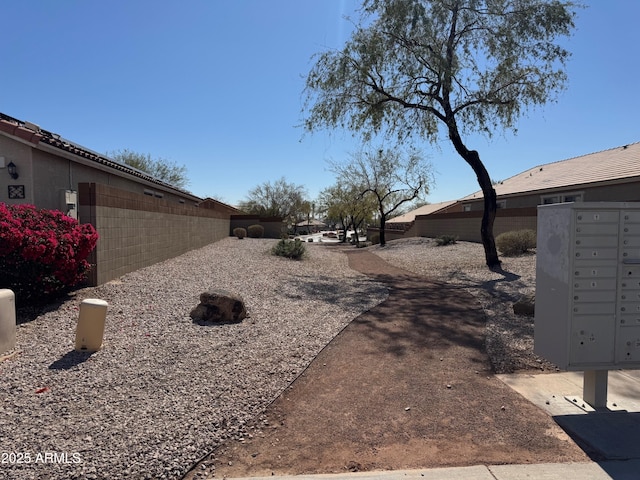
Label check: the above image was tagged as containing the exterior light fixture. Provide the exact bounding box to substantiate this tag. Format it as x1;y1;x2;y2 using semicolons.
7;161;18;180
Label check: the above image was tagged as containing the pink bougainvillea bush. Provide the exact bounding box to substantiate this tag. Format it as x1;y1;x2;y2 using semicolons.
0;203;99;304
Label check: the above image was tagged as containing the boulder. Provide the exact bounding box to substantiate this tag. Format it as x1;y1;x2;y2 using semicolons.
190;289;247;324
513;293;535;316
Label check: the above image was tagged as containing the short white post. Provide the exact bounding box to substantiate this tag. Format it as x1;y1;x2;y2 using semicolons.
583;370;608;409
75;299;108;352
0;289;16;355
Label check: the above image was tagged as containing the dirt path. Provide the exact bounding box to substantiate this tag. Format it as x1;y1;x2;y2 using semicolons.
186;249;588;479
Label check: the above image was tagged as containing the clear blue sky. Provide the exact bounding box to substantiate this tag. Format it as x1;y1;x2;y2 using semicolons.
2;1;638;207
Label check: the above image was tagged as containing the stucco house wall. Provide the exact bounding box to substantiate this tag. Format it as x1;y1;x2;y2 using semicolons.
0;112;235;286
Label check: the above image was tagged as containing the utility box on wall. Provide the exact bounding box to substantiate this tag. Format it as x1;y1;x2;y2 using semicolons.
535;202;640;370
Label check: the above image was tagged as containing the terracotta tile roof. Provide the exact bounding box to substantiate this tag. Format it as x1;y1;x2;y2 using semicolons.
461;142;640;201
387;200;457;223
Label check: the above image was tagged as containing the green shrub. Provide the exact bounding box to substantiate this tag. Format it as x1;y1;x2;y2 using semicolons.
247;224;264;238
496;229;536;256
369;233;380;245
272;238;306;260
435;235;458;246
233;227;247;239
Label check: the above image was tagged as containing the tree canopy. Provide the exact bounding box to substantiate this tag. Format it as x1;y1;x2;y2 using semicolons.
304;0;579;266
239;177;309;227
318;181;377;243
331;146;433;246
109;149;190;190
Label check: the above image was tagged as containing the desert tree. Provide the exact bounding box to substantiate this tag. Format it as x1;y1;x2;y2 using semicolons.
239;177;309;229
108;149;190;190
332;146;433;246
304;0;579;267
318;182;377;243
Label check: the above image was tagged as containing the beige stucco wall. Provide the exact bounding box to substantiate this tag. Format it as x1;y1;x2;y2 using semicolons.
0;134;35;205
462;180;640;211
0;132;198;212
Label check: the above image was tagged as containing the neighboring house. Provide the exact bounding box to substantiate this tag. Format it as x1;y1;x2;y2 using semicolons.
378;142;640;242
459;142;640;211
0;112;239;285
0;112;202;213
387;200;460;227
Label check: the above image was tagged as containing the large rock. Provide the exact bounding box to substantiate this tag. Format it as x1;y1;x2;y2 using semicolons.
190;289;247;324
513;293;535;316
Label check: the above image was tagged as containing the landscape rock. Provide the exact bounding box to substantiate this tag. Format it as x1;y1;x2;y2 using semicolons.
190;289;247;324
513;293;535;316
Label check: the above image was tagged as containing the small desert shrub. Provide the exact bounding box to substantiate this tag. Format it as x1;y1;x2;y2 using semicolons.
272;238;306;260
369;233;380;245
233;227;247;239
247;224;264;238
496;229;536;256
435;235;458;246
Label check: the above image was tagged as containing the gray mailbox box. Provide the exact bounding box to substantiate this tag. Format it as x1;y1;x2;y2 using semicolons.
535;202;640;407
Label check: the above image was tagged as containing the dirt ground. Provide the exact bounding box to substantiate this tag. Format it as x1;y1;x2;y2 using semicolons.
184;249;589;479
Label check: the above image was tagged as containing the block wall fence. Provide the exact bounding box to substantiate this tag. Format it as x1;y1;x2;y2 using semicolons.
229;214;286;238
369;207;538;243
78;183;230;286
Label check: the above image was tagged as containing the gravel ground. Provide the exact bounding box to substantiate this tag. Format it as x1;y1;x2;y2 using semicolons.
371;237;553;373
1;238;388;480
2;236;549;480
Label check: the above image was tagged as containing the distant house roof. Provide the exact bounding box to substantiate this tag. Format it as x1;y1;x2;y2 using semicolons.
0;111;201;201
461;142;640;201
387;200;458;223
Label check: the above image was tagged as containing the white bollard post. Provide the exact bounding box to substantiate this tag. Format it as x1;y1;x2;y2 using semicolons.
0;289;16;355
75;299;108;352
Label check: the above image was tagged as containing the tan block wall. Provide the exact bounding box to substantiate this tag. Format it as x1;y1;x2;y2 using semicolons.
415;208;538;242
79;183;230;285
230;215;285;238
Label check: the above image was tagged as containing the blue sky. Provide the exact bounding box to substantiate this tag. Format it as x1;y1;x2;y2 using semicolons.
2;1;639;207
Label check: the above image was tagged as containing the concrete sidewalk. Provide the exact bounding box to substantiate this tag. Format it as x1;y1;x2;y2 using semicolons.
229;460;640;480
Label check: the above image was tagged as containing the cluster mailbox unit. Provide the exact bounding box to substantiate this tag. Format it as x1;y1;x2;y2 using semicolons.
535;202;640;407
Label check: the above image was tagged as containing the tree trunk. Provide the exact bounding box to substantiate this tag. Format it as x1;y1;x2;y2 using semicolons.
379;213;387;246
447;129;500;268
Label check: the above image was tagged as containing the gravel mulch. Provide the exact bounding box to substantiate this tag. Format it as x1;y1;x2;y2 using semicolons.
0;238;387;480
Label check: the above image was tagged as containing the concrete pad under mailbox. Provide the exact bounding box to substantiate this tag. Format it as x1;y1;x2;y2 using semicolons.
497;370;640;461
